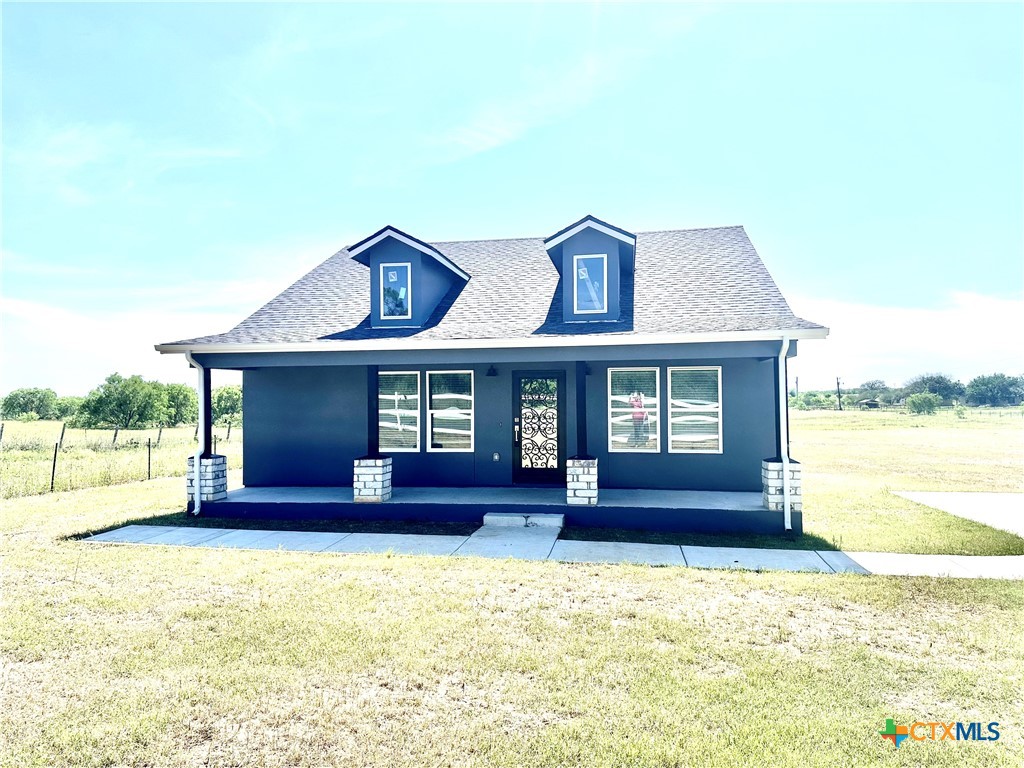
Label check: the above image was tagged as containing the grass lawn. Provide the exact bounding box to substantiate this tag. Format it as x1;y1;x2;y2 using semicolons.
2;476;1024;767
564;408;1024;555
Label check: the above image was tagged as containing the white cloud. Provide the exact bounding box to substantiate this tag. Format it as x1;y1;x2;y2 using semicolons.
6;122;245;207
787;291;1024;391
0;297;242;395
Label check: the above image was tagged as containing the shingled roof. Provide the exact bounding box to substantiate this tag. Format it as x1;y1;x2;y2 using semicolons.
158;225;826;350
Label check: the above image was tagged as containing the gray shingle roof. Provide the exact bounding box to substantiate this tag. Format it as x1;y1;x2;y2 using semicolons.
162;226;825;347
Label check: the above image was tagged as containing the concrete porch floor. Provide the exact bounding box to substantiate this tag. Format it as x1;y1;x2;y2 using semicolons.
223;486;765;510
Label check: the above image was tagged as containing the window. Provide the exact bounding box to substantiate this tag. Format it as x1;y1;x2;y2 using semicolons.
573;253;607;314
380;262;411;319
608;367;660;452
427;371;474;452
668;367;722;453
379;372;420;452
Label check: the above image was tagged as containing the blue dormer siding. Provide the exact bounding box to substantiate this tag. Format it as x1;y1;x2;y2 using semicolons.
543;216;636;324
350;227;469;329
560;228;622;322
366;239;455;328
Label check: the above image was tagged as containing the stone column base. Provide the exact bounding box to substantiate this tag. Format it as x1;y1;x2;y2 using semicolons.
187;454;227;504
567;457;598;506
762;458;802;512
354;457;392;502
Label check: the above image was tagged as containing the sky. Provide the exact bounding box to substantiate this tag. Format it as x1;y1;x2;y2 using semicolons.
2;2;1022;396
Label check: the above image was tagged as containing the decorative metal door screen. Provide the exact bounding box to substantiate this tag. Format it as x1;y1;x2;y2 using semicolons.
513;373;565;484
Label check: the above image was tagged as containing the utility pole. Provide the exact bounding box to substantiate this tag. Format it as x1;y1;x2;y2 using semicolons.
836;377;843;411
794;376;799;396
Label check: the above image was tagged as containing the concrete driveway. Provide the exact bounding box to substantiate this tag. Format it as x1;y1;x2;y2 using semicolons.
894;491;1024;538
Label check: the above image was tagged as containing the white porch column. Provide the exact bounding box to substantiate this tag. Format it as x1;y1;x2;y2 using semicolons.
354;457;392;502
762;459;801;513
187;454;227;504
566;457;598;505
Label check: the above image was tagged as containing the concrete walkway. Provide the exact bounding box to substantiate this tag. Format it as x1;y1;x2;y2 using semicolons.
894;491;1024;537
84;524;1024;579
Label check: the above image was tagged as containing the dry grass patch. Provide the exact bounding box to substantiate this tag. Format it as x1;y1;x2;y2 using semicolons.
2;480;1023;767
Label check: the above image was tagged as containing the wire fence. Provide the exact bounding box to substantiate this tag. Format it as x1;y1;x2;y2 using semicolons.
0;421;242;499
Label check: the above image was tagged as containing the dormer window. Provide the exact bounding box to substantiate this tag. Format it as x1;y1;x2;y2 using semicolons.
573;254;608;314
544;215;636;323
380;262;411;320
349;225;470;329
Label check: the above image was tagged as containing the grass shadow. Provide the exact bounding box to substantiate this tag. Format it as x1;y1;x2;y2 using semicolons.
69;508;837;552
66;508;480;541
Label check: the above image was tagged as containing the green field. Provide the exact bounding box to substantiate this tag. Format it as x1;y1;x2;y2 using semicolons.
0;421;242;498
2;475;1022;767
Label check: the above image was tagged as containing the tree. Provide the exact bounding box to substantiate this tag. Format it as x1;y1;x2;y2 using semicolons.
906;392;941;415
212;385;243;425
966;374;1024;406
860;380;887;392
1;388;58;420
163;383;198;425
54;396;85;420
902;373;965;402
79;374;168;429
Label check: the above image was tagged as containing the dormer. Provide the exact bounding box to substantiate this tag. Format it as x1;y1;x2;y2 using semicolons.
349;226;470;328
544;216;636;322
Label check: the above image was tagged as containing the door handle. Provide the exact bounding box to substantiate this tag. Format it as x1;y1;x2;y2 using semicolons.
513;418;520;445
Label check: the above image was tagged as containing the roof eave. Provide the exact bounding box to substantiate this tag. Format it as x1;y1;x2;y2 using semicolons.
154;326;829;356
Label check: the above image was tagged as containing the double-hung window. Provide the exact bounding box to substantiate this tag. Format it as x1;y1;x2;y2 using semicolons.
608;367;660;452
668;367;722;453
378;372;420;452
573;254;607;314
427;371;474;452
380;262;412;320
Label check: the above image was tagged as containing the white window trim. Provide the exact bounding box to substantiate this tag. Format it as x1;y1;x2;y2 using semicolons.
607;366;661;453
426;370;474;453
667;366;723;455
378;371;421;453
573;253;608;315
379;262;412;320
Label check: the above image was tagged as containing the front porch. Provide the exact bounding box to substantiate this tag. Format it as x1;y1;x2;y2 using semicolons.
200;486;795;535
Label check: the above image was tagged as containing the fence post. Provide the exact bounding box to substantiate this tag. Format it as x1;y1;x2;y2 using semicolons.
226;421;231;442
50;442;59;493
147;438;152;480
157;425;163;446
213;434;218;455
59;422;67;449
112;427;119;446
0;422;4;448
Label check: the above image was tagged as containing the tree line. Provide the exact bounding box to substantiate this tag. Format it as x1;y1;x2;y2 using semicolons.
791;372;1023;411
1;374;243;429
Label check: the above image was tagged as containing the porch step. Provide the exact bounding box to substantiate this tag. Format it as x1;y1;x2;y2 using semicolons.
483;512;564;529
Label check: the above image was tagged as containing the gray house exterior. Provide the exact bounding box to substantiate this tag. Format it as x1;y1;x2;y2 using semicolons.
158;216;827;534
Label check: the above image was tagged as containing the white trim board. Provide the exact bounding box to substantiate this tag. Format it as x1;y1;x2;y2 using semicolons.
349;228;470;281
544;218;636;249
156;327;829;355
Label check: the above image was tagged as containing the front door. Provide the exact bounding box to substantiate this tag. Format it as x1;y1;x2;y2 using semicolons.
513;371;566;485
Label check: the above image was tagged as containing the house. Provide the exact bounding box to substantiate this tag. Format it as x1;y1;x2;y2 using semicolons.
156;216;827;534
